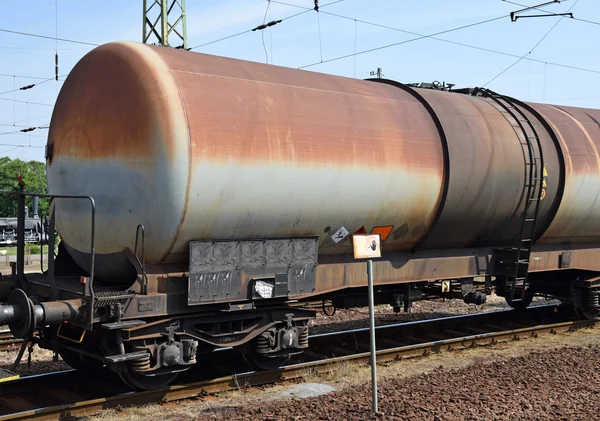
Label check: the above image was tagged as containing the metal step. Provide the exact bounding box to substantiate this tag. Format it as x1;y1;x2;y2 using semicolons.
104;351;149;363
101;320;147;330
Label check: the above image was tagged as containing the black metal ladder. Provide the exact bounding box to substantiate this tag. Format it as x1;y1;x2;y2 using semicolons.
479;88;545;304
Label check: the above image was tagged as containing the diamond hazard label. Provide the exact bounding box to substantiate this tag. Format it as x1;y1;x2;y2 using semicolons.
330;226;350;244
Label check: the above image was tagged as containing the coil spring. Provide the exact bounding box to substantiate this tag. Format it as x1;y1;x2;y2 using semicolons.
587;289;600;310
132;353;151;372
298;326;309;348
255;334;271;353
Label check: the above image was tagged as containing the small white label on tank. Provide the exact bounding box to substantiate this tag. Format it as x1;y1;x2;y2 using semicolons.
330;226;350;243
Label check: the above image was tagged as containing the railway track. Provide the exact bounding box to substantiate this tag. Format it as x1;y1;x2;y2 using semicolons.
0;331;22;352
0;304;596;420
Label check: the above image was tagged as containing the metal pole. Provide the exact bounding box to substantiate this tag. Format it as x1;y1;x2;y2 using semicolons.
181;0;188;49
161;0;168;46
16;186;25;288
367;259;378;413
142;0;148;44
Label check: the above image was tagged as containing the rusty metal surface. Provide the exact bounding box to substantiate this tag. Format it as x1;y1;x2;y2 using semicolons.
48;42;445;282
158;46;445;258
414;89;561;249
527;103;600;244
47;42;190;283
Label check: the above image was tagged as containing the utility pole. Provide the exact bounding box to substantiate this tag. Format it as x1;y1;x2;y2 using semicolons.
143;0;188;49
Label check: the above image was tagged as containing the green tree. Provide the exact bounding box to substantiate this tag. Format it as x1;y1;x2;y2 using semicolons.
0;157;48;217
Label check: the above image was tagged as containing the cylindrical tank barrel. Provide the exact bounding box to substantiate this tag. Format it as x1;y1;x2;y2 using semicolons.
46;42;600;284
47;42;445;283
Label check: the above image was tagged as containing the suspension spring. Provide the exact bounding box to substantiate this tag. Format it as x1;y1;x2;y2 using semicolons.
298;326;309;348
255;334;271;354
587;289;600;310
132;352;151;372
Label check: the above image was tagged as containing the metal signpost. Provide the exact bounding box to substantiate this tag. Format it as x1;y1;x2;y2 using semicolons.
352;234;381;414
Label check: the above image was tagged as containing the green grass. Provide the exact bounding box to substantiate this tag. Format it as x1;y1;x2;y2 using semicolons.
0;245;49;256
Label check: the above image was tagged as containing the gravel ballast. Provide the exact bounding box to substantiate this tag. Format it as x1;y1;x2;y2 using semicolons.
219;346;600;420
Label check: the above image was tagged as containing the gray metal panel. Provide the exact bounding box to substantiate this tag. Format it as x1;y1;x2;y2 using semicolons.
188;237;318;305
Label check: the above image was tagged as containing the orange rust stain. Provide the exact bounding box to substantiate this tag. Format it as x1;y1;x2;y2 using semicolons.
530;103;600;175
153;46;443;171
48;43;177;162
50;43;445;177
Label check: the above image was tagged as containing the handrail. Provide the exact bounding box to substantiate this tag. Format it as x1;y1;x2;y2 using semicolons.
0;189;96;328
134;224;147;295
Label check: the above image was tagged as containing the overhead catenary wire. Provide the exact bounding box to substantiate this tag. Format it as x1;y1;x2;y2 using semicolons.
502;0;600;26
0;27;97;47
189;0;344;50
0;97;55;107
315;2;323;63
0;143;44;149
0;75;65;96
0;115;52;126
261;1;271;63
0;77;60;96
298;14;508;69
268;0;600;77
353;19;357;78
0;146;21;154
483;0;580;87
0;72;52;80
0;126;48;136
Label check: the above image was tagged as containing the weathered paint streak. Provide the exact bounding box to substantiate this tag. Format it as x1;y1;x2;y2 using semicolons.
47;42;445;281
529;103;600;243
416;91;560;249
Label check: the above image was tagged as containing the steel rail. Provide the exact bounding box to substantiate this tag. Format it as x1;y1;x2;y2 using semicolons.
0;332;22;351
0;312;596;420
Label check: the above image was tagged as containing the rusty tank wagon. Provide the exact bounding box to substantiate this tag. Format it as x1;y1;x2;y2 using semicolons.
0;41;599;389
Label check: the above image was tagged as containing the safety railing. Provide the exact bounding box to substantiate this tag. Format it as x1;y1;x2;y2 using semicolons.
0;184;96;327
134;224;148;295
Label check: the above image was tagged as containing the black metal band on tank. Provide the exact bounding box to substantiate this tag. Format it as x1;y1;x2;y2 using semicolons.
505;96;566;241
364;78;450;254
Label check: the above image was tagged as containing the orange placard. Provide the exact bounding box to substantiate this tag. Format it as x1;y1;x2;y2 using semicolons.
371;226;393;241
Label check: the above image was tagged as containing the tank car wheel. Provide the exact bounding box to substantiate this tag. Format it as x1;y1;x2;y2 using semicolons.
243;350;291;371
59;348;105;373
574;291;600;320
575;305;599;321
505;293;534;310
118;368;180;390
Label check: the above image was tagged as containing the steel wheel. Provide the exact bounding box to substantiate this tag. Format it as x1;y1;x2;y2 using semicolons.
505;293;534;310
118;368;179;390
243;349;290;371
59;348;105;372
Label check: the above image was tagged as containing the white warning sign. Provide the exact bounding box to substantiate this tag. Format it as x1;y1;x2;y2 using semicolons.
330;226;350;244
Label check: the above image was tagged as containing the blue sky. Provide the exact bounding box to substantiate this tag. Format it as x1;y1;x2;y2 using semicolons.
0;0;598;162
